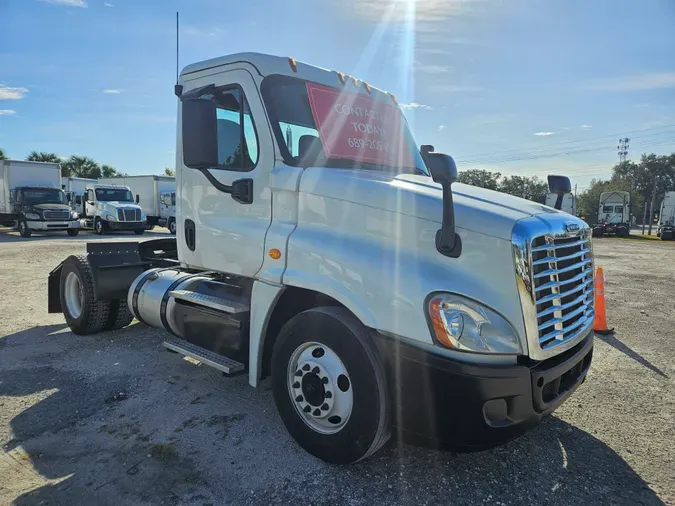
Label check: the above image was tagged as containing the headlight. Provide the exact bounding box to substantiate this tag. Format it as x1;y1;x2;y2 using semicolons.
71;211;79;219
104;213;117;221
427;294;521;354
25;212;40;220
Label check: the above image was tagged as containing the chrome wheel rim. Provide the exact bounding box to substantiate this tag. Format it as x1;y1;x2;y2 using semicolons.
64;272;84;319
96;221;102;233
287;341;353;435
169;221;176;233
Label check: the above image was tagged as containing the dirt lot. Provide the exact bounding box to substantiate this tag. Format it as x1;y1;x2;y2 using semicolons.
0;227;673;505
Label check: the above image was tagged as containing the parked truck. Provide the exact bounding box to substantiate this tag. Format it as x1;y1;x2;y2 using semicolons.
592;191;630;237
63;176;98;214
98;175;175;230
47;53;595;464
77;183;147;235
657;191;675;240
545;192;576;215
0;160;80;237
158;190;176;234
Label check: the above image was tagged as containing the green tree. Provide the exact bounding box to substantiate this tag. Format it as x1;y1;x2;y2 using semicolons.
101;164;121;177
457;169;501;190
62;155;101;179
164;167;175;176
0;148;7;160
26;151;61;163
498;175;549;203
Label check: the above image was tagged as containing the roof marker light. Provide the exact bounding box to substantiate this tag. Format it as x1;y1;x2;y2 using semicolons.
288;57;298;72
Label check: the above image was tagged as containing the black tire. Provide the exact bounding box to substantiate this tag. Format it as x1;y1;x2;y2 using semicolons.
60;255;111;335
67;229;79;237
103;299;134;331
146;224;155;231
592;227;602;238
95;218;105;235
134;229;145;236
617;227;629;238
168;219;176;235
271;307;390;464
19;219;32;238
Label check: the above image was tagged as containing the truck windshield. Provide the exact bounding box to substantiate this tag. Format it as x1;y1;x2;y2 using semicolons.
96;189;134;202
23;189;66;205
261;75;429;176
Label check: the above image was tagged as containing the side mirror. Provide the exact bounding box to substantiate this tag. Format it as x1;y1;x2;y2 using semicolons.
66;193;72;203
75;196;82;205
547;175;572;210
421;146;461;258
182;98;219;169
135;194;140;204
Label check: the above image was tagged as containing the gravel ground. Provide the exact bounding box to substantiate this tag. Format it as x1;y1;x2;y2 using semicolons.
0;227;673;505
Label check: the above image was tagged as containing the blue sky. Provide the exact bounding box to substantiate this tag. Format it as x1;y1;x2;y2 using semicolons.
1;0;674;189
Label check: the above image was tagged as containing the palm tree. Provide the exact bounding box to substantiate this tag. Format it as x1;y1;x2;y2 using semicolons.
62;155;101;179
0;148;7;160
164;167;175;176
101;164;120;178
26;151;61;163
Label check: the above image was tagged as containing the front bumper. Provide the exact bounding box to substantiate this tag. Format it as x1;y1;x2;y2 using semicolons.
27;220;79;231
106;221;146;231
371;331;593;450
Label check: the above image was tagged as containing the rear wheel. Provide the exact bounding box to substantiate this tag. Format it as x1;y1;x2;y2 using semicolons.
271;307;390;464
67;229;79;237
103;299;134;330
19;219;32;238
134;229;145;236
60;255;111;335
95;219;105;235
146;224;155;231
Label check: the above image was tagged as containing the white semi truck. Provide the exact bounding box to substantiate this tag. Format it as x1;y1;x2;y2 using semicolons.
0;160;80;237
592;191;630;237
98;175;176;230
657;191;675;240
77;183;147;235
159;190;176;234
47;53;595;464
63;176;98;214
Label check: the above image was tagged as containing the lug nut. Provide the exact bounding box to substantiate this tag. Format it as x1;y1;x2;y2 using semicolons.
324;391;332;399
292;382;300;389
303;405;311;413
313;409;321;416
312;366;320;374
321;377;329;384
295;370;303;377
302;364;310;371
321;403;329;410
295;395;303;402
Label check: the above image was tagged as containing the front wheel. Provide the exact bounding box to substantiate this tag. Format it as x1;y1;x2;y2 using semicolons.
134;229;145;236
67;229;79;237
19;219;32;238
168;219;176;235
271;307;390;464
95;219;105;235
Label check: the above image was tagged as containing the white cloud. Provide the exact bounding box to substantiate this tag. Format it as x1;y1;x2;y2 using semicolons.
534;132;554;136
40;0;88;7
0;110;17;116
0;84;29;100
103;89;122;94
580;125;592;129
438;125;447;132
400;102;432;110
587;72;675;91
104;1;113;5
562;126;570;130
416;64;454;74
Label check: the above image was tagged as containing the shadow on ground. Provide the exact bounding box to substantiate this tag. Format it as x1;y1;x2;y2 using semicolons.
0;325;664;506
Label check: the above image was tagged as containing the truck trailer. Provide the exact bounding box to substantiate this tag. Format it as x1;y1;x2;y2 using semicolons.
98;175;176;230
658;191;675;240
47;52;595;464
0;160;79;237
592;191;630;237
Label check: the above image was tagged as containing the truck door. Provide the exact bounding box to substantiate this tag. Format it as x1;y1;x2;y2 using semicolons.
178;68;273;277
84;189;96;218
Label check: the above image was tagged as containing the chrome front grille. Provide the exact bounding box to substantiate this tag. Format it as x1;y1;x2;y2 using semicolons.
43;209;70;221
530;235;594;349
117;208;141;221
513;214;595;361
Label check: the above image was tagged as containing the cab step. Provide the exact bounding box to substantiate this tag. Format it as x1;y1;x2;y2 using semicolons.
162;337;245;375
168;289;250;314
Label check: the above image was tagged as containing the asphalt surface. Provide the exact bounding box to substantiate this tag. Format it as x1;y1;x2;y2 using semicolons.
0;226;673;505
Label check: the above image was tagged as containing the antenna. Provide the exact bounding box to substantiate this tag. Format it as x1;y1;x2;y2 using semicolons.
174;12;183;97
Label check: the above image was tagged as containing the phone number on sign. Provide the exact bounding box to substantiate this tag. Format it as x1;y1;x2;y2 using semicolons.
347;138;391;152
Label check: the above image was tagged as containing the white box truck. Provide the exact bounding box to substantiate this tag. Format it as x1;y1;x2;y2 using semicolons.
0;160;79;237
98;175;175;230
592;191;630;237
63;177;98;214
47;52;595;464
545;192;576;215
657;191;675;240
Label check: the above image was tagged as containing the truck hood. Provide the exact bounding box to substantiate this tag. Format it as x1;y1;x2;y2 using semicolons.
299;168;560;240
30;203;71;211
97;202;141;210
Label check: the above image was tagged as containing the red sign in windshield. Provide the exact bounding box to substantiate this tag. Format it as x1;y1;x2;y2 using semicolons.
306;82;413;167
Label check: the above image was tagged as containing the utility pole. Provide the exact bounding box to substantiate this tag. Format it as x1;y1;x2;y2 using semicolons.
647;175;659;236
617;138;629;164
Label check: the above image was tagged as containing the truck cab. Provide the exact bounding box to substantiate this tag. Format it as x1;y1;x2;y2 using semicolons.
658;191;675;240
48;53;595;464
78;184;147;235
11;186;80;238
158;191;176;234
593;191;630;237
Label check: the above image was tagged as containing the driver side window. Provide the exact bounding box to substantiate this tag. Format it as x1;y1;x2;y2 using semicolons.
212;87;259;171
87;189;95;202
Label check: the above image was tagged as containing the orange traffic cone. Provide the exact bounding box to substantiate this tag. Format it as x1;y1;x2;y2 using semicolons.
593;266;614;335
